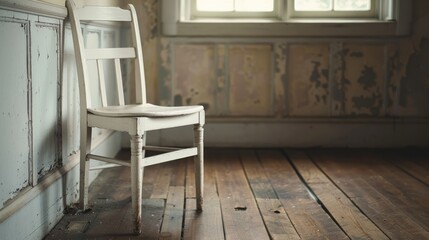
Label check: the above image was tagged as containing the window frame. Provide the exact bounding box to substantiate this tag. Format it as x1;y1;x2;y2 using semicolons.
161;0;412;37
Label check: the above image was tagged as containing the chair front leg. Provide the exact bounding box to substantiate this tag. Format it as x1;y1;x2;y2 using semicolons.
194;124;204;211
130;134;144;234
79;126;92;210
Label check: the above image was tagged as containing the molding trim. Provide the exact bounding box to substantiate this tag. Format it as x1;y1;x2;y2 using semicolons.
0;0;67;19
0;130;115;224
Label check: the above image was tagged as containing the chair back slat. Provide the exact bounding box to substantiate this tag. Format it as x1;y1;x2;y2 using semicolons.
114;58;125;106
77;6;132;21
97;60;108;107
85;48;136;60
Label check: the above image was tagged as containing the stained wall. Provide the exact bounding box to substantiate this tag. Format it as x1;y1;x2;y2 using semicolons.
132;0;429;120
114;0;429;147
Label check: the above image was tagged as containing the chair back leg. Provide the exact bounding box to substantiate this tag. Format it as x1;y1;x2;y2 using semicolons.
79;126;92;210
130;134;144;233
194;124;204;211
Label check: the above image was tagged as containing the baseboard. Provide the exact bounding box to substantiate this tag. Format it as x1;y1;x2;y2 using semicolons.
121;118;429;148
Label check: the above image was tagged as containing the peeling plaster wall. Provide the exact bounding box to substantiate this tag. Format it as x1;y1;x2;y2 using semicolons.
0;11;63;210
156;36;429;118
0;3;123;239
129;0;429;147
0;17;31;207
287;43;330;116
137;0;429;118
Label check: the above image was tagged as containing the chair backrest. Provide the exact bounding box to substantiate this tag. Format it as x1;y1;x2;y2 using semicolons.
67;0;146;109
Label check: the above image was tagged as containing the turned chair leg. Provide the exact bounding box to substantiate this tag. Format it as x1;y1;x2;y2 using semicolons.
194;124;204;211
79;126;92;210
130;134;144;234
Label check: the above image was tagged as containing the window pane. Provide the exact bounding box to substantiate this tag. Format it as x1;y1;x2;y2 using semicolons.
197;0;234;11
334;0;371;11
235;0;274;12
294;0;332;11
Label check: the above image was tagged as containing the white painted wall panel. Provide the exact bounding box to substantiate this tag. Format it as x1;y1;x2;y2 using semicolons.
0;20;30;208
86;29;103;110
0;132;122;240
32;22;60;181
0;5;124;240
61;27;80;161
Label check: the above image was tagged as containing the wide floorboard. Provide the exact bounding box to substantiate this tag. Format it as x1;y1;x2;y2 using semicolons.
45;149;429;239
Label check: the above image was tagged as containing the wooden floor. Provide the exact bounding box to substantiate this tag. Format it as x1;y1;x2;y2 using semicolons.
45;148;429;240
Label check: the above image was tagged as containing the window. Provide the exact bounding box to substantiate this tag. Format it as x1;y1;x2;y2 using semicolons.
161;0;411;37
191;0;279;19
289;0;378;18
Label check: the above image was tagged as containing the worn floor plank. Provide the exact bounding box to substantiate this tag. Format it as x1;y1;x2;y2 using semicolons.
395;159;429;185
44;148;429;240
183;152;224;240
150;163;174;199
258;149;349;239
389;150;429;186
214;150;270;240
169;158;187;187
186;158;196;199
184;198;224;240
159;186;185;240
309;149;429;239
287;150;388;240
215;151;269;240
240;149;300;240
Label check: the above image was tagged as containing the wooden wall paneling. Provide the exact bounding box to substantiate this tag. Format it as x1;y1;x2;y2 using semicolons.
342;43;385;116
159;38;173;106
228;44;273;116
61;26;81;161
385;43;402;116
215;44;228;116
273;43;287;117
287;43;330;116
173;44;217;116
0;18;31;208
386;37;429;116
330;41;345;116
0;5;124;239
31;21;61;182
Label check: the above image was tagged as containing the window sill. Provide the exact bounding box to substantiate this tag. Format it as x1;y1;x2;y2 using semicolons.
162;20;409;38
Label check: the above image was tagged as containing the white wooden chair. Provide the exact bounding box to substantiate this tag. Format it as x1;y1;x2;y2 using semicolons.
66;0;204;234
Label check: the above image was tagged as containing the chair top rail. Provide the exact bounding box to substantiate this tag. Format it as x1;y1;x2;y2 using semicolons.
85;47;136;60
77;6;132;22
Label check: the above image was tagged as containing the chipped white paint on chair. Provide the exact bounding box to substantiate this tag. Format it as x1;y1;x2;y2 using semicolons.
66;0;205;234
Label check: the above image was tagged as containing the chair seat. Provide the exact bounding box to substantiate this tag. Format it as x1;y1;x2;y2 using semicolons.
88;103;204;117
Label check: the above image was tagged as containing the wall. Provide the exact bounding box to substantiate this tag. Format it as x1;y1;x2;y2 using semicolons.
131;0;429;147
0;1;123;239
